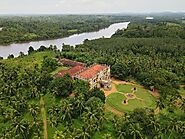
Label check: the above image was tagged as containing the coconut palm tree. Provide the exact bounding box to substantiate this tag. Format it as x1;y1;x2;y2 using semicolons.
129;123;143;139
48;104;60;127
149;117;162;139
53;130;66;139
74;94;85;115
117;128;127;139
103;133;112;139
112;116;121;131
29;120;42;139
0;128;13;139
81;110;98;132
86;116;98;132
12;118;30;139
28;104;40;120
76;126;91;139
98;112;106;129
60;100;74;122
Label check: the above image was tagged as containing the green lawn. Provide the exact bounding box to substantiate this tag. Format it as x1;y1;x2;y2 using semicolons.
116;84;148;94
106;84;156;112
106;93;126;112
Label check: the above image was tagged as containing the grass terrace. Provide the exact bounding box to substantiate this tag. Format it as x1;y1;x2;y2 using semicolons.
106;84;156;113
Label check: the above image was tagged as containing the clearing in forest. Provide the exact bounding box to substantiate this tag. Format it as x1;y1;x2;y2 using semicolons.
105;80;156;113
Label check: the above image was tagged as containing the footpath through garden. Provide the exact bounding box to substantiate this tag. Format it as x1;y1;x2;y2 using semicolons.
103;79;159;115
40;96;48;139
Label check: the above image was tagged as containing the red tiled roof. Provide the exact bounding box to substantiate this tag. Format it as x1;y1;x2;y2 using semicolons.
59;58;85;67
76;64;108;79
57;65;85;77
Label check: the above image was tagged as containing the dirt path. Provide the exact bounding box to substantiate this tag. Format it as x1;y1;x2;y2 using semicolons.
113;79;160;98
103;79;144;97
154;107;160;114
103;82;124;115
151;90;160;98
103;79;137;97
103;79;158;115
113;79;148;89
112;80;136;86
40;96;48;139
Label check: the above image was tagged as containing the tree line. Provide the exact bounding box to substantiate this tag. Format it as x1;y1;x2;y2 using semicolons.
0;15;127;45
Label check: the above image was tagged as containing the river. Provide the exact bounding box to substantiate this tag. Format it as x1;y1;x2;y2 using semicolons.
0;22;130;58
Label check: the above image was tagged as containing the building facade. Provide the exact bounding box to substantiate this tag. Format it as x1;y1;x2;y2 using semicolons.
75;64;111;90
57;59;112;90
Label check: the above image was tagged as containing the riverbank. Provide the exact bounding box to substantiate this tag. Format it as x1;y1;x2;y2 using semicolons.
0;22;130;58
0;24;111;46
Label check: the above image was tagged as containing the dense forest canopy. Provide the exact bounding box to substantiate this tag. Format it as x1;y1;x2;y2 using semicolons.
64;26;185;88
1;47;184;139
113;22;185;39
1;13;184;45
62;19;185;112
0;48;107;138
0;15;128;45
0;15;185;139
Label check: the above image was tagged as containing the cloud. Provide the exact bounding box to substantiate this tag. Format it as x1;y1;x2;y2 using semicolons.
0;0;185;14
54;0;185;14
55;0;124;13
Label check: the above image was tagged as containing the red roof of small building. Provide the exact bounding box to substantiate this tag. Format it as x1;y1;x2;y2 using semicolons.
57;65;85;77
59;58;85;67
76;64;108;80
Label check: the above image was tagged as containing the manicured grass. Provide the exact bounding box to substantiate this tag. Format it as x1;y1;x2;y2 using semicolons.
106;93;126;112
137;92;156;107
106;84;156;112
116;84;148;94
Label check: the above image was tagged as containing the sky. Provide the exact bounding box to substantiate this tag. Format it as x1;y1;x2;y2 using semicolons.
0;0;185;14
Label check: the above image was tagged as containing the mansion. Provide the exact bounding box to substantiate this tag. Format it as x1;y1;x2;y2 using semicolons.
56;58;112;90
